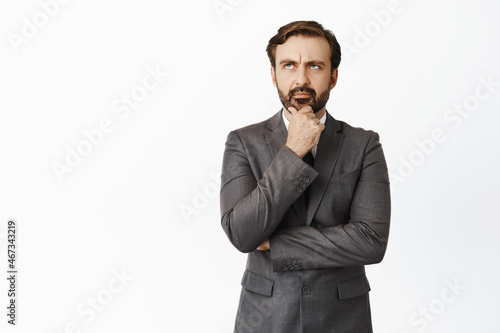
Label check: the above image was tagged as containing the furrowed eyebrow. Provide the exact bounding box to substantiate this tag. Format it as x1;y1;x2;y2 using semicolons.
279;59;297;65
306;60;327;67
278;59;327;67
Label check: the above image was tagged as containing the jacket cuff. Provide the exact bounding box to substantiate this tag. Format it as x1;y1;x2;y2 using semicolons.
273;145;318;195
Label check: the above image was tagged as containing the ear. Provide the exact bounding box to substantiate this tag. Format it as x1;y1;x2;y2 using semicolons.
330;68;338;90
271;66;277;88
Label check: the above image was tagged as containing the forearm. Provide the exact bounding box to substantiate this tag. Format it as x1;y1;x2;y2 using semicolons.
270;132;391;271
270;180;391;270
220;132;318;253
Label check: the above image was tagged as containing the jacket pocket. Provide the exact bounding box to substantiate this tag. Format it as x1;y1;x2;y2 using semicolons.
337;274;371;300
329;168;361;184
241;270;274;297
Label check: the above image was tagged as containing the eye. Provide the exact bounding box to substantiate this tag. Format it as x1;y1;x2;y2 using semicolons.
310;64;320;69
284;64;294;69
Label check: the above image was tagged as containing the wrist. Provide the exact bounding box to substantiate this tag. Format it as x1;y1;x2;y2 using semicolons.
285;142;306;159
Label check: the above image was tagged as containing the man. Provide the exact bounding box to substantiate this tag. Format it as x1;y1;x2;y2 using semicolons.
220;21;391;332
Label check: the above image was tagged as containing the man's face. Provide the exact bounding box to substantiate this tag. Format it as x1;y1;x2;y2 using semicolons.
271;35;338;115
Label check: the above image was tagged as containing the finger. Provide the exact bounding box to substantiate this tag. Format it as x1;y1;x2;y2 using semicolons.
303;113;316;120
299;105;314;114
287;107;298;116
300;111;315;119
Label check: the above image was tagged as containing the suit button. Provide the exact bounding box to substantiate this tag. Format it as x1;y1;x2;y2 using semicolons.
302;286;311;295
293;264;300;269
288;264;294;270
303;176;310;183
282;265;288;271
296;187;303;193
300;182;307;189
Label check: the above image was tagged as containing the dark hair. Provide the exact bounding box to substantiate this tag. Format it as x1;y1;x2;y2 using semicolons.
266;21;341;72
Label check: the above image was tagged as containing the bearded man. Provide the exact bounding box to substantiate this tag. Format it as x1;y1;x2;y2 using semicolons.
220;20;391;333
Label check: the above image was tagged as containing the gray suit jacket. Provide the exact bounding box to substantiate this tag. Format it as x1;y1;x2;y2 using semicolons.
220;110;391;333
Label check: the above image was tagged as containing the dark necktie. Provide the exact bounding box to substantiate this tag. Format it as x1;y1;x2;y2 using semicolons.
303;151;314;168
302;151;314;202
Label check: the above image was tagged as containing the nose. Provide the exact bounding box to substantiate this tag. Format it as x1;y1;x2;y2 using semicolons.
295;65;310;86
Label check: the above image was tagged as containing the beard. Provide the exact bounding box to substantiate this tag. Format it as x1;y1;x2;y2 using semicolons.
277;83;331;114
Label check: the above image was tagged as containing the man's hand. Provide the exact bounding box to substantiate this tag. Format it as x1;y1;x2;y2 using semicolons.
256;238;270;251
285;106;325;158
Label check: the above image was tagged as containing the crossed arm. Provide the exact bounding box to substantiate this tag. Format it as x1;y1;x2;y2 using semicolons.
220;129;390;272
221;108;390;271
220;129;319;253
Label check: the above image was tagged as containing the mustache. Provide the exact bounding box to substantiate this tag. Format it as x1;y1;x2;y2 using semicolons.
289;86;316;98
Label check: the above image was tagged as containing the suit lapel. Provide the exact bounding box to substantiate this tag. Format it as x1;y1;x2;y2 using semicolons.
306;113;344;225
264;110;344;226
264;110;287;158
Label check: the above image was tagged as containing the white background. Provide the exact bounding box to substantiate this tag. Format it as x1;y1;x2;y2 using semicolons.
1;0;499;332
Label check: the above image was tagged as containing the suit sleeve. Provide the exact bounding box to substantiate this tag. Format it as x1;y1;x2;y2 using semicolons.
269;132;391;271
220;130;319;253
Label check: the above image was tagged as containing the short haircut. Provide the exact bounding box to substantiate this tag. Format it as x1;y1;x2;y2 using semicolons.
266;21;341;72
